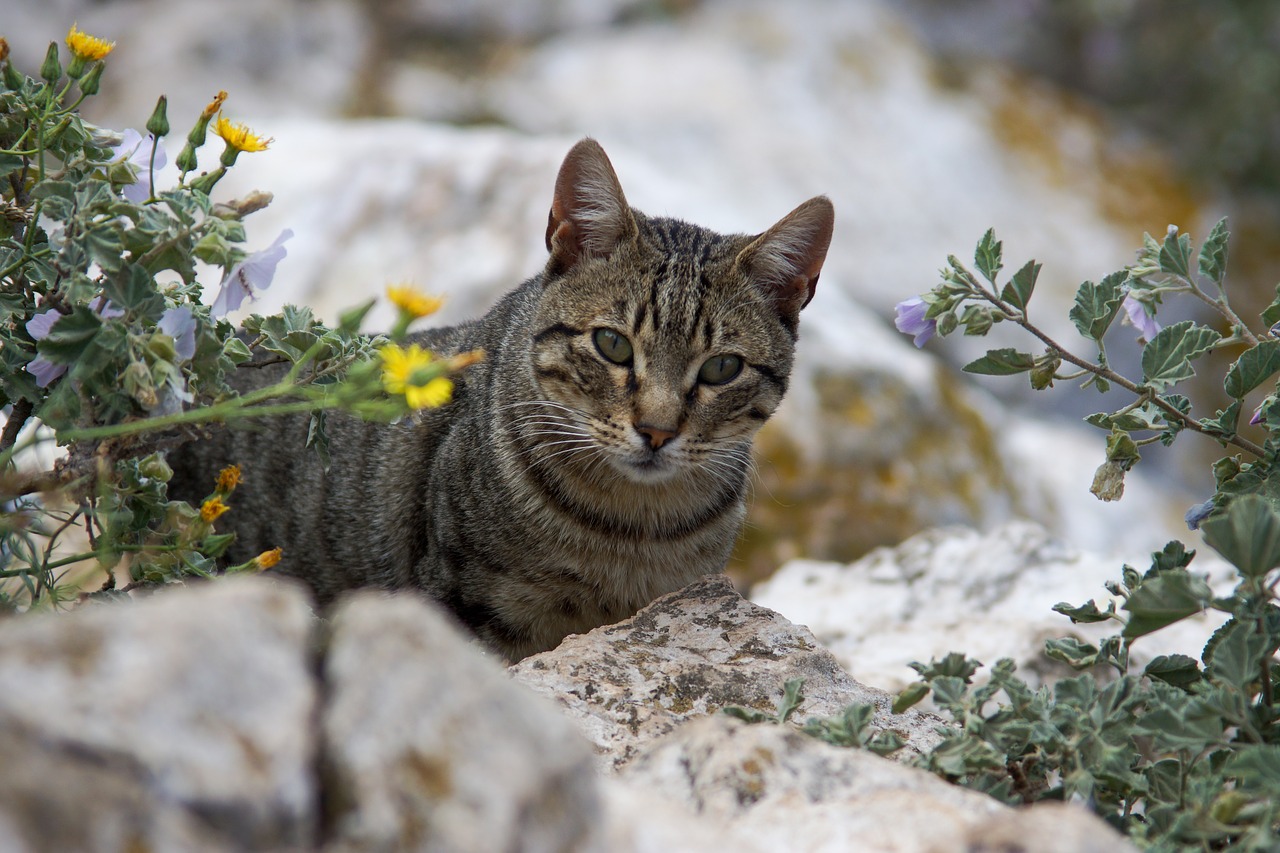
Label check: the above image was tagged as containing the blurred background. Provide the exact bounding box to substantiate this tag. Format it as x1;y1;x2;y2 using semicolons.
9;0;1280;585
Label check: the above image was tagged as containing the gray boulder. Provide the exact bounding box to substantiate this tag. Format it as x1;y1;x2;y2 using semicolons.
509;573;947;771
0;577;318;849
321;590;601;852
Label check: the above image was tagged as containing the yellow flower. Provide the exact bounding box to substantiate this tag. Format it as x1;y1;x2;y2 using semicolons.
380;343;454;409
200;496;230;523
387;285;445;319
66;24;115;62
255;547;283;570
216;464;242;493
213;115;272;153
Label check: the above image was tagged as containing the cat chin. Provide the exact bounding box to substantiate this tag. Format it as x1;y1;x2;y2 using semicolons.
606;454;685;485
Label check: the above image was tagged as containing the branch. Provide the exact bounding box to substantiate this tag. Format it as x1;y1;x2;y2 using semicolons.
0;398;33;454
968;282;1267;459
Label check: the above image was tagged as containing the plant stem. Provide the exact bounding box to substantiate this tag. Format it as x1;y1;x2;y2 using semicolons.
0;399;33;454
966;277;1267;459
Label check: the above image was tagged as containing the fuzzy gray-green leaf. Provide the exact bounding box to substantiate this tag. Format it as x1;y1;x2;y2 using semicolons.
1159;229;1192;278
1224;339;1280;400
1140;320;1222;391
963;348;1035;376
1197;217;1230;284
974;228;1002;284
999;259;1039;314
1069;273;1124;342
1200;493;1280;578
1122;572;1213;639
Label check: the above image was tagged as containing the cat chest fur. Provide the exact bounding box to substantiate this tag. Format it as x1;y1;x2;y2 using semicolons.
168;138;833;663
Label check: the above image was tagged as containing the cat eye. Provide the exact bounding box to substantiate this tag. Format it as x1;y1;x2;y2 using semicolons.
593;328;633;365
698;354;743;385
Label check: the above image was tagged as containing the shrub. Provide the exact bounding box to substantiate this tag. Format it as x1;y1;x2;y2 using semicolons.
0;28;469;608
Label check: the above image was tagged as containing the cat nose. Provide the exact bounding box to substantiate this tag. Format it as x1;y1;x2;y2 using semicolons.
635;424;678;450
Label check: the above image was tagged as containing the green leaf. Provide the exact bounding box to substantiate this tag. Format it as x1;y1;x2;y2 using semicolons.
892;682;930;714
909;652;980;682
1044;637;1099;669
1225;745;1280;790
1136;701;1226;753
1052;599;1117;624
721;706;772;724
999;259;1040;314
974;228;1002;284
1069;273;1125;343
1204;619;1269;687
1224;340;1280;400
1200;493;1280;578
1159;228;1192;278
1143;654;1202;689
103;264;164;317
1122;572;1213;639
963;348;1035;376
1199;400;1242;442
1140;320;1222;391
777;677;805;723
1197;217;1230;284
1262;285;1280;331
1149;540;1196;575
37;306;102;364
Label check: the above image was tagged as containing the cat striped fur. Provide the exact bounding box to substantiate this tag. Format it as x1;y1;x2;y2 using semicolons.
168;139;834;661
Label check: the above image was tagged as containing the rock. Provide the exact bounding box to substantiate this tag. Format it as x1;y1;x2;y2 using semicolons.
9;0;374;124
370;0;652;40
509;574;946;771
751;521;1234;693
617;714;1134;853
0;577;319;849
0;732;227;851
321;590;601;852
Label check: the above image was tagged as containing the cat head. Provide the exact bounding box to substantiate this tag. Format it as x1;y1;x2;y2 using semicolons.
529;138;833;486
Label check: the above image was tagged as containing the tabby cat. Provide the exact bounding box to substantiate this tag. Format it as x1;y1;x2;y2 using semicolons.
169;138;834;661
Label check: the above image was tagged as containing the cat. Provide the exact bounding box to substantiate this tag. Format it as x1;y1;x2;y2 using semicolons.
168;138;834;661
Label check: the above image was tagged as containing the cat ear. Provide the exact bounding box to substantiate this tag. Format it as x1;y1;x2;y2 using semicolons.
545;138;639;274
736;196;835;314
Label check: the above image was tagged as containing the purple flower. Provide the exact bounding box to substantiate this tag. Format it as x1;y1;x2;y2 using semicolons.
211;229;293;318
88;295;125;320
112;129;168;204
1122;295;1160;341
26;310;67;386
894;296;936;347
26;309;61;341
26;356;66;387
158;306;196;361
24;298;125;387
1184;499;1215;531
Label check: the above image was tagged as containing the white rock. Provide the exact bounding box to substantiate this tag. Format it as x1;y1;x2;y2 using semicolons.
11;0;373;124
751;521;1233;693
618;715;1133;853
322;590;601;852
509;574;947;772
0;577;318;848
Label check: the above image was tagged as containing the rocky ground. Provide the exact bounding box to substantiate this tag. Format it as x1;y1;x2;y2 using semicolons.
0;573;1135;852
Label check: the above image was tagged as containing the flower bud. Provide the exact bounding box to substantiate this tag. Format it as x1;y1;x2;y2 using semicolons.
39;42;61;83
937;311;959;337
0;38;9;64
175;142;198;175
2;60;23;92
187;166;226;194
146;95;170;138
77;61;103;95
